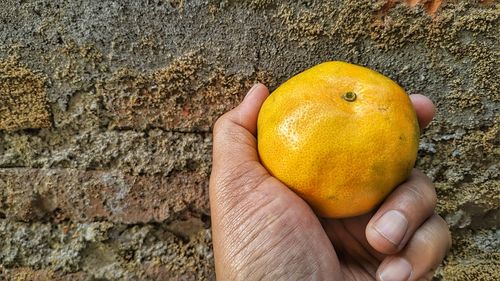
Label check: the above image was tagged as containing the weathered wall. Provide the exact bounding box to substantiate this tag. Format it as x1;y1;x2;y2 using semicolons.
0;0;498;280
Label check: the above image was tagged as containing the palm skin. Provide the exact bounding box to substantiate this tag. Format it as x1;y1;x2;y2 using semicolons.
210;84;450;281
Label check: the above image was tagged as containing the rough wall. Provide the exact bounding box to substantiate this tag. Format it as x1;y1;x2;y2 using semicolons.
0;0;498;280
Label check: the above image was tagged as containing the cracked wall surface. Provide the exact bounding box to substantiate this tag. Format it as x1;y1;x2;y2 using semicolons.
0;0;499;280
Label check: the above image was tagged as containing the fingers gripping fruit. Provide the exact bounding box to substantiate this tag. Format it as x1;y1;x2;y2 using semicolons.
257;62;420;218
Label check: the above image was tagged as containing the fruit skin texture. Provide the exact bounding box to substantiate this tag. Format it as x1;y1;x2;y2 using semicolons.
257;61;420;218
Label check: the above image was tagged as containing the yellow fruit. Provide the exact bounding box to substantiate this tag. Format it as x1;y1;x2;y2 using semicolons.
257;61;419;218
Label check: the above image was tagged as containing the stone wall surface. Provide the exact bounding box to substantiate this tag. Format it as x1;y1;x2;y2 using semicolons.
0;0;498;280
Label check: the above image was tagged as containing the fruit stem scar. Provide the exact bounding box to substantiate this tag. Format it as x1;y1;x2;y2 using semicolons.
342;92;357;102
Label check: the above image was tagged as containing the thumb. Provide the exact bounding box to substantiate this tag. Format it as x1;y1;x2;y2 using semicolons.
209;83;343;279
212;83;269;171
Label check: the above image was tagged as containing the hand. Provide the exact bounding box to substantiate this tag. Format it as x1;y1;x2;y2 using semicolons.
209;83;451;280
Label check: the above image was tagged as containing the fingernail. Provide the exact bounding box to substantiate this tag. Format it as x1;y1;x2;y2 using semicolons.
378;257;412;281
244;83;261;100
374;210;408;246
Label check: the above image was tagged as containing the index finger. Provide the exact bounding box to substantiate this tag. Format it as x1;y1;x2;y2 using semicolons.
365;169;437;254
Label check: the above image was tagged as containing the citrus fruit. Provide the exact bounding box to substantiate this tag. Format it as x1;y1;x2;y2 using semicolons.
257;61;420;218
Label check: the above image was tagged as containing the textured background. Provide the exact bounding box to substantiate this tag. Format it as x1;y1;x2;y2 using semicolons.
0;0;498;280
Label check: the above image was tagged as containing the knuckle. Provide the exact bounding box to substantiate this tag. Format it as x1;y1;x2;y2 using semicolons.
226;127;250;146
434;214;452;251
412;226;434;248
401;183;436;213
416;214;451;252
213;112;251;143
213;113;230;135
426;184;438;208
433;213;450;230
412;169;435;189
401;176;437;211
213;115;255;151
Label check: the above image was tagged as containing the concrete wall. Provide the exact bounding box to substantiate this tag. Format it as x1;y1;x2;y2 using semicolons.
0;0;498;280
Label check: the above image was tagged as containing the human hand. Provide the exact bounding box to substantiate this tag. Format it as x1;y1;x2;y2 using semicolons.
209;83;451;280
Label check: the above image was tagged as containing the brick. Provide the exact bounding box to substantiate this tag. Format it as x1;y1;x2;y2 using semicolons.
0;130;212;177
0;220;214;280
0;169;209;224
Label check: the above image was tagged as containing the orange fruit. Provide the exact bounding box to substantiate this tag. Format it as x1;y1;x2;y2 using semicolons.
257;61;419;218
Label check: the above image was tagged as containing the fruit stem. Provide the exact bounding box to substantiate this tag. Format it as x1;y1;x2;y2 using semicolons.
343;92;357;102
